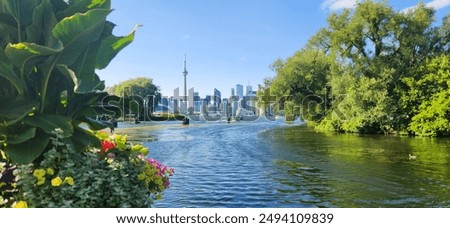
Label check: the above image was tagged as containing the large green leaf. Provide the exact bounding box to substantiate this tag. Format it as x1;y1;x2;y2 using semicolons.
0;13;17;38
96;25;138;69
0;13;17;27
0;97;38;125
42;0;61;49
0;61;25;94
0;22;18;41
71;41;102;93
56;0;111;20
57;64;78;92
5;42;62;75
7;127;36;144
72;126;100;153
52;9;111;66
23;114;73;138
80;116;113;130
67;92;108;117
4;0;36;26
4;133;50;164
25;0;47;44
0;124;6;144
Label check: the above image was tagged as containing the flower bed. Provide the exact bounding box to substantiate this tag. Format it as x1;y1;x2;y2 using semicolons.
1;129;172;208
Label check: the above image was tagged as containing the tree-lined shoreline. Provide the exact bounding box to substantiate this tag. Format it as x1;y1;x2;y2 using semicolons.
259;0;450;137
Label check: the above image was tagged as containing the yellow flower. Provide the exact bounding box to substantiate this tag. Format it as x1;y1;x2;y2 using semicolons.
132;144;143;152
51;177;62;187
36;177;46;186
94;131;110;141
114;134;127;150
140;147;149;155
64;177;74;186
12;201;28;208
33;169;46;178
46;168;55;176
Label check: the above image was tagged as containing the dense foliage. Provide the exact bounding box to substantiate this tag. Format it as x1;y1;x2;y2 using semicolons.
262;0;450;136
0;0;136;164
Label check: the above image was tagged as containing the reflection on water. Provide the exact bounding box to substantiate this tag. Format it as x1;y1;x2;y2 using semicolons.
264;126;450;207
117;120;450;208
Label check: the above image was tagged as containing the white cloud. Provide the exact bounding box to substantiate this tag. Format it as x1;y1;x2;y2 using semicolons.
183;34;190;39
403;0;450;12
425;0;450;10
321;0;358;11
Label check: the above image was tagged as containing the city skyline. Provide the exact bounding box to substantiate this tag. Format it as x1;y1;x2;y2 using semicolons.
161;55;258;99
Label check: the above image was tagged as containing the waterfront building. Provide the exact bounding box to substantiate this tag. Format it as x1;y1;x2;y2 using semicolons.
194;92;201;113
246;84;252;96
236;84;244;98
214;88;221;111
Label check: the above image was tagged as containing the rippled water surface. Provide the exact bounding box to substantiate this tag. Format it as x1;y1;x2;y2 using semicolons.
117;119;450;208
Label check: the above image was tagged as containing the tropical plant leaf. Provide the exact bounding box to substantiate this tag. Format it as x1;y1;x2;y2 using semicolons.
25;0;47;44
81;116;113;130
0;123;6;144
71;41;102;93
96;25;138;69
0;61;25;94
72;126;100;152
5;42;62;75
4;0;36;27
4;133;50;164
7;127;36;144
52;9;111;66
0;12;17;41
57;64;78;92
0;12;17;27
56;0;111;20
67;92;108;117
23;114;73;138
0;97;38;125
0;22;18;41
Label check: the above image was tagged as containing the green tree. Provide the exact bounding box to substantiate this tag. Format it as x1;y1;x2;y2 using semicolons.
407;55;450;136
108;77;161;117
269;49;332;122
319;1;441;130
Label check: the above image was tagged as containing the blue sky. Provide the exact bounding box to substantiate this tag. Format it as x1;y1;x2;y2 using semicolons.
97;0;450;98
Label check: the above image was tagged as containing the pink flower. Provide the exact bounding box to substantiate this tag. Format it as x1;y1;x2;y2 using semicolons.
107;153;116;159
164;179;170;188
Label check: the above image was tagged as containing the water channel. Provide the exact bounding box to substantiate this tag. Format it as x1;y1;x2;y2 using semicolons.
117;118;450;208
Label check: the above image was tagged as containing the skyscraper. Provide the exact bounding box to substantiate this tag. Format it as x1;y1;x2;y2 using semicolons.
236;84;243;98
214;88;221;111
231;88;235;96
194;92;200;113
246;85;252;96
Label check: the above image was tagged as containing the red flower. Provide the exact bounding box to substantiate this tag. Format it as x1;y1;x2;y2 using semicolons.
101;140;116;153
